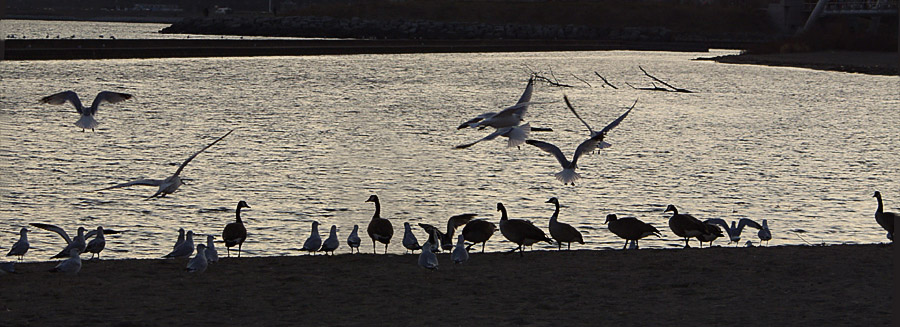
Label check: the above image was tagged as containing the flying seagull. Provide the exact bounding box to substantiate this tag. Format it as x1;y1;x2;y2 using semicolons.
95;129;233;199
40;90;133;132
525;96;634;185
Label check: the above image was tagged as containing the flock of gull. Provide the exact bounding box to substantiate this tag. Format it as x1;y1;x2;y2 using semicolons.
2;78;896;274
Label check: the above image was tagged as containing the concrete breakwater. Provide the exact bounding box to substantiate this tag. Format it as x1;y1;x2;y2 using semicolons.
3;38;710;60
160;16;770;48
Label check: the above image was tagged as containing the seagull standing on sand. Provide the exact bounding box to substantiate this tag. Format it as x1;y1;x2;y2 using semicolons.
83;226;106;260
173;228;186;251
39;90;133;132
301;221;322;255
873;191;896;241
347;224;361;254
758;219;772;246
186;244;208;273
451;234;469;264
29;223;87;259
164;230;194;258
49;248;82;274
366;195;394;254
223;200;250;257
205;235;218;263
418;239;439;270
705;218;762;246
320;225;339;256
94;129;233;199
402;222;422;254
525;96;633;185
6;227;29;260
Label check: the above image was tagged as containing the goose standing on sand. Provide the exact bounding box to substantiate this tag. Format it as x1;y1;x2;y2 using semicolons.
222;200;250;257
705;218;762;246
497;202;552;256
39;90;133;132
663;205;710;248
546;197;584;250
6;227;29;260
451;234;469;264
49;248;82;274
462;219;497;253
301;221;322;255
758;219;772;246
525;97;633;185
94;129;233;199
873;191;896;241
186;244;208;273
29;223;87;259
402;222;422;254
695;221;724;248
205;235;218;263
366;195;394;254
604;214;661;250
418;239;439;270
164;230;195;258
320;225;339;256
347;225;361;254
83;226;106;260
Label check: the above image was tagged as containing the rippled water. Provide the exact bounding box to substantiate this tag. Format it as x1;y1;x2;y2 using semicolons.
2;23;898;261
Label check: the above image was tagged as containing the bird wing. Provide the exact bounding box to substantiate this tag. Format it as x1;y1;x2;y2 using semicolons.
571;133;605;167
515;76;535;105
89;91;133;115
455;128;507;149
172;129;234;177
447;214;476;232
29;223;72;244
457;112;496;130
84;228;119;239
737;218;762;233
598;99;636;135
704;218;731;236
563;94;594;135
95;178;164;191
525;139;571;168
40;91;84;114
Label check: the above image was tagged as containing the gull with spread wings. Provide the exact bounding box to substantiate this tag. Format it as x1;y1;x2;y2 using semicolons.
525;96;634;185
40;90;133;132
95;129;233;199
456;76;548;149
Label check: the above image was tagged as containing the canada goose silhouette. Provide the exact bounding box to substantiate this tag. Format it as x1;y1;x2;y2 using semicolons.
222;200;250;257
873;191;896;241
604;214;660;250
366;195;394;254
497;202;552;256
545;197;584;250
462;219;497;253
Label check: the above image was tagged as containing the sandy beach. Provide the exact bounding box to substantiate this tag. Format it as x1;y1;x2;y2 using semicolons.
1;244;891;326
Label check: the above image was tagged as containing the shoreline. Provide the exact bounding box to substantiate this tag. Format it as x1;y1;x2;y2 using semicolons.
1;244;891;326
701;51;899;76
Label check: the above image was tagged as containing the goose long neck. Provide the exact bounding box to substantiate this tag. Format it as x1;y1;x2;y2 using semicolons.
372;199;381;220
550;202;560;223
670;207;679;216
235;205;244;224
499;206;508;221
875;194;884;214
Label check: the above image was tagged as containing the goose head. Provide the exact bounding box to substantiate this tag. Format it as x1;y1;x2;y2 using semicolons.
604;214;618;224
873;191;881;199
545;197;559;205
664;204;677;214
237;200;251;209
366;195;379;203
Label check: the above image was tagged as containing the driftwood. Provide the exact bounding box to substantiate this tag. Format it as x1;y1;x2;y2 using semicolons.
571;74;592;87
593;72;618;89
524;64;574;87
638;66;693;93
624;81;670;92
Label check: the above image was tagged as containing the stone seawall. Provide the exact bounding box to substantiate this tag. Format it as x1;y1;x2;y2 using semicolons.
160;16;771;48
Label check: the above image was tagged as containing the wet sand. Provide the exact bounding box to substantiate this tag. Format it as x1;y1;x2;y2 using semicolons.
705;51;899;76
1;244;891;326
